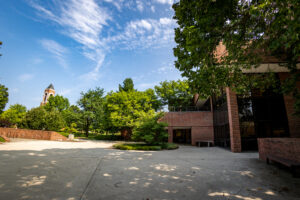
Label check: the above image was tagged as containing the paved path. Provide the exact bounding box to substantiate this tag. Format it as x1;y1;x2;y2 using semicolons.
0;139;299;200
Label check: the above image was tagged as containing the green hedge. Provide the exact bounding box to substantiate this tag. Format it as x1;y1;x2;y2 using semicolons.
0;137;6;143
113;143;179;151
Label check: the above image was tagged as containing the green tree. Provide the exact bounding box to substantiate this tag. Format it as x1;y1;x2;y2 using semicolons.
132;112;168;145
44;110;65;131
77;87;105;137
0;84;8;113
61;105;82;129
119;78;135;92
173;0;300;113
155;80;193;109
44;95;70;112
24;107;47;130
1;104;26;127
105;90;156;139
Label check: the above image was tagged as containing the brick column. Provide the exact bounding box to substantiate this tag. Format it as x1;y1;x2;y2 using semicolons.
278;73;300;138
168;127;173;143
226;87;242;152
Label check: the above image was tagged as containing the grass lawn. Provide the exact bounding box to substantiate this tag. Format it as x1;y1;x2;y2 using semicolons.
113;142;179;151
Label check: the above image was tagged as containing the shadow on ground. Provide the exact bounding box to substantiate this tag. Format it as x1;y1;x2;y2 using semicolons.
0;142;299;200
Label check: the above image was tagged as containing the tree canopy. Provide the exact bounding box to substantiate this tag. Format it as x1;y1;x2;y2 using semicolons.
0;84;8;113
1;104;26;127
119;78;135;92
173;0;300;112
77;87;105;136
155;80;193;109
44;95;70;112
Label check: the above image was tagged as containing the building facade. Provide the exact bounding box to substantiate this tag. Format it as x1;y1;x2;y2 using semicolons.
162;72;300;152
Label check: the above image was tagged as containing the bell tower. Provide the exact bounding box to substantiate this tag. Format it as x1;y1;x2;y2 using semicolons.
41;84;55;106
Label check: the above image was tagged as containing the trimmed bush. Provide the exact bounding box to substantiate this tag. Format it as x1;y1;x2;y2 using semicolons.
113;143;178;151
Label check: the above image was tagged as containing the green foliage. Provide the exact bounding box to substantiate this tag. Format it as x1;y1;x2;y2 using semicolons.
62;105;82;129
119;78;134;92
132;112;168;145
154;80;193;108
0;84;8;113
0;136;6;143
77;87;105;137
24;106;65;131
173;0;300;113
44;95;70;112
24;107;47;130
0;104;26;127
113;143;178;151
44;110;65;131
104;90;156;133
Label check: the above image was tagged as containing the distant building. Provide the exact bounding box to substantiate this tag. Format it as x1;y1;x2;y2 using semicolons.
40;84;55;106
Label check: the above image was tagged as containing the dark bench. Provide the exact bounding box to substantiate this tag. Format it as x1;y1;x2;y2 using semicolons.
196;140;213;147
266;155;300;178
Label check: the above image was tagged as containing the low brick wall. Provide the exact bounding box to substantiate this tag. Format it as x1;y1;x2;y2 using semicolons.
258;138;300;163
0;135;10;142
0;128;67;141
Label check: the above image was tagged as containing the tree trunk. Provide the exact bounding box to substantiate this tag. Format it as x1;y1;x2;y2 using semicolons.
121;128;132;140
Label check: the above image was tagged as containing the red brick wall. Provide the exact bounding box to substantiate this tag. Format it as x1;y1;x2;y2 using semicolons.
162;112;214;145
278;72;300;138
191;126;214;145
0;128;67;141
226;87;242;152
0;135;10;142
258;138;300;163
162;112;213;127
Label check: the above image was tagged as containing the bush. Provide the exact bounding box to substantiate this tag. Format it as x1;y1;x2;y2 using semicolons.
0;136;6;143
132;112;168;145
0;118;12;127
113;143;179;151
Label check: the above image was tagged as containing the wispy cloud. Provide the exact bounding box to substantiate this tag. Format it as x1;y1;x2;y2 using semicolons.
40;39;68;68
19;73;34;82
28;0;176;81
154;0;174;5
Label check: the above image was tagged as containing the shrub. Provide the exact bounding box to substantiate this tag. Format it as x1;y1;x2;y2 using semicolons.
0;118;12;127
113;143;179;151
132;112;168;145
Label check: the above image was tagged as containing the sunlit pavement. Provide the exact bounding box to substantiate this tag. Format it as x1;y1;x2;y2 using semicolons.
0;139;299;200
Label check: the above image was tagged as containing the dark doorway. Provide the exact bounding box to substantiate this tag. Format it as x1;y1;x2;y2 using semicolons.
212;92;231;149
173;129;191;144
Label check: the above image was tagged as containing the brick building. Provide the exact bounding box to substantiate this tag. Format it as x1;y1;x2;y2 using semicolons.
162;45;300;153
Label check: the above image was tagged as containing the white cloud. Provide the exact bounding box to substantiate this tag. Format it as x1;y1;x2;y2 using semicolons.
136;0;144;12
29;0;110;80
151;6;155;13
29;0;177;81
19;74;34;82
40;39;68;68
154;0;174;5
106;17;176;50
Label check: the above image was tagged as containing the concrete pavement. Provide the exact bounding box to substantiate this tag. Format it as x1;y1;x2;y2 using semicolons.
0;139;299;200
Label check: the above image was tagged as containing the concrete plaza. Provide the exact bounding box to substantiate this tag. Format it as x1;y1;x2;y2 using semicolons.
0;139;299;200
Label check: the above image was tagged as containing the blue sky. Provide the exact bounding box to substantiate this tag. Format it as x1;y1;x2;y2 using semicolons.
0;0;181;109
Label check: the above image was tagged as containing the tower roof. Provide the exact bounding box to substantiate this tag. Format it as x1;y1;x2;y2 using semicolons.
46;83;55;90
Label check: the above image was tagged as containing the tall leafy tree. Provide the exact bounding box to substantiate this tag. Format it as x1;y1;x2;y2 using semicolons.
77;87;105;137
104;90;156;139
1;104;26;127
0;84;8;113
44;95;70;112
173;0;300;113
24;107;47;130
61;105;82;129
155;80;193;109
119;78;135;92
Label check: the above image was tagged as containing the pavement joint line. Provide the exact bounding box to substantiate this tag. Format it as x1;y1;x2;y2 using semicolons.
80;157;104;200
